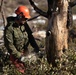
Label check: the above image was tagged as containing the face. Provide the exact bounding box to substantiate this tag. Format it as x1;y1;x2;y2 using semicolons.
19;19;26;25
17;14;28;25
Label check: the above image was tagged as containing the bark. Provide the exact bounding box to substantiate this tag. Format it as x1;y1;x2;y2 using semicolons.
46;0;69;66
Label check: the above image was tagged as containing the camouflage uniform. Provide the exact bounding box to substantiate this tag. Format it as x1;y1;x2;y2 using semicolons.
4;15;40;59
4;21;29;58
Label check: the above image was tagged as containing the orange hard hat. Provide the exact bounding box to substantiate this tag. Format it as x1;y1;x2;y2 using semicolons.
15;6;31;19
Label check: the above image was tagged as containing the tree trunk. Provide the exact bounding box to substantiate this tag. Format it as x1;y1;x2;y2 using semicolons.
46;0;68;66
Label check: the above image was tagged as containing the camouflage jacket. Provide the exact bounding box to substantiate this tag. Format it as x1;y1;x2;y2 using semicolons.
4;21;29;58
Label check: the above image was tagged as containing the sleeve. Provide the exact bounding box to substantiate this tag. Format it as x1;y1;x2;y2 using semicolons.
5;27;22;58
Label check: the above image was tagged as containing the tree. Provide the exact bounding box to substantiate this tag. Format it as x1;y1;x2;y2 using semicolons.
29;0;76;67
0;0;6;27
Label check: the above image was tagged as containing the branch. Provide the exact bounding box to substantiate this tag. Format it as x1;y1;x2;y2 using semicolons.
0;0;6;27
0;0;3;11
27;14;40;21
69;0;76;7
1;9;6;27
29;0;47;18
47;0;53;17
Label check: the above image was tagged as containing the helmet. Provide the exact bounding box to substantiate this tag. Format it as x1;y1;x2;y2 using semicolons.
15;6;31;19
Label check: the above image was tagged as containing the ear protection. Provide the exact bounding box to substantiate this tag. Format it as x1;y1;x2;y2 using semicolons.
16;14;28;20
16;12;23;20
16;14;22;20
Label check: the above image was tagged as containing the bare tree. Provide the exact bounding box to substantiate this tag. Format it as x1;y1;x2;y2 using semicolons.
29;0;76;67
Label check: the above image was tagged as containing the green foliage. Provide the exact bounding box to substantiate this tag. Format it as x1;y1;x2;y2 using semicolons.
0;20;76;75
0;41;76;75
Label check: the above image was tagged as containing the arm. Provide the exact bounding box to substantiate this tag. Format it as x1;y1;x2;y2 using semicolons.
5;26;22;58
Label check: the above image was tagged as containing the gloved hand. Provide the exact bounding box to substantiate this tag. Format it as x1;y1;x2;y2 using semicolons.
20;56;28;63
20;56;25;62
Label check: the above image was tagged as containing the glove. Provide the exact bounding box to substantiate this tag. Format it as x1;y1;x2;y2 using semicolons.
20;56;25;62
20;56;28;63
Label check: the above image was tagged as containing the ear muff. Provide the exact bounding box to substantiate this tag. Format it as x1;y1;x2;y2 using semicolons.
16;15;22;20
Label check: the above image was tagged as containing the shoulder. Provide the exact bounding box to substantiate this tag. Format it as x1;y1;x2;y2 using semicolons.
7;16;16;23
5;16;16;29
5;22;14;33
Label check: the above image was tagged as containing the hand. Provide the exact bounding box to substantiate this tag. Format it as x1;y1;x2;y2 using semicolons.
20;56;28;63
20;56;25;62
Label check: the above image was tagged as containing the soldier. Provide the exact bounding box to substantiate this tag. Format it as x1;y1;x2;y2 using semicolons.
4;5;40;73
